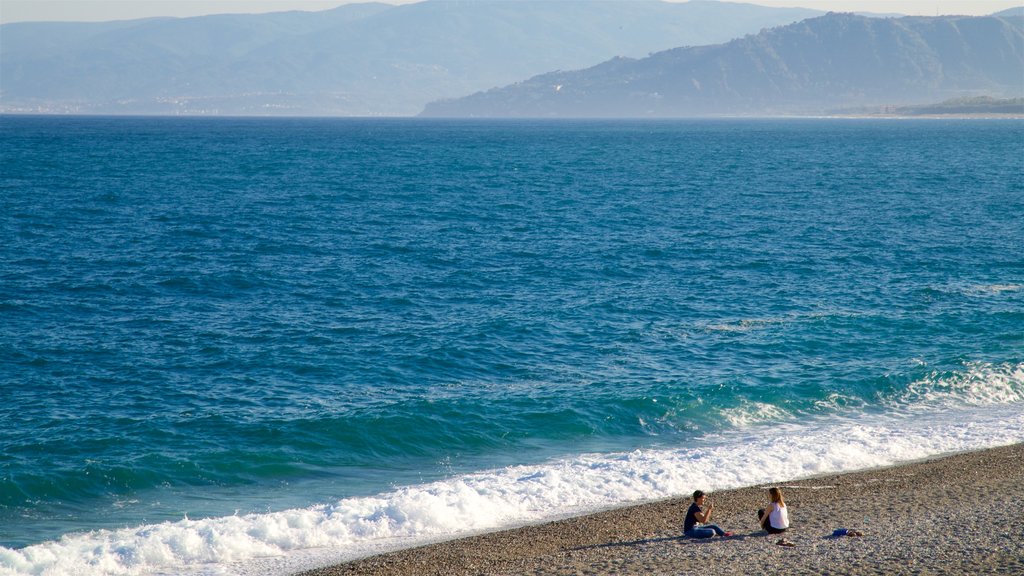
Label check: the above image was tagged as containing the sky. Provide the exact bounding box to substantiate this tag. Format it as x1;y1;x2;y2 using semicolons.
1;0;1021;25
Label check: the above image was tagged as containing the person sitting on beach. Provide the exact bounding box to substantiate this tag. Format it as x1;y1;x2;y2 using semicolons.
757;487;790;535
684;490;733;539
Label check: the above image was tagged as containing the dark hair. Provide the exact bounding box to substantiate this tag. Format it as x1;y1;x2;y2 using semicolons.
692;490;705;500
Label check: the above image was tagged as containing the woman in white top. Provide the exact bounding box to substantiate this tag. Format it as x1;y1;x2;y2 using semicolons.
757;487;790;534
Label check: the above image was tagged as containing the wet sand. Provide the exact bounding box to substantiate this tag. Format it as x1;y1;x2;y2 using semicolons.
298;443;1024;576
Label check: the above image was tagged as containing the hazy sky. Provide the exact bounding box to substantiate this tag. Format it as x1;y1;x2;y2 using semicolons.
1;0;1021;25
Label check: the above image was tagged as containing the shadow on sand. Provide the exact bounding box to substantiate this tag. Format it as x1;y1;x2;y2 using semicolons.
570;531;766;551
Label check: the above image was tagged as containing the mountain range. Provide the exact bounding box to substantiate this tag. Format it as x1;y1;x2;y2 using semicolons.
421;11;1024;118
0;1;822;116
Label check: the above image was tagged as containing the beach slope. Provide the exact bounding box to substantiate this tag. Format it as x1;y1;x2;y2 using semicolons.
299;443;1023;576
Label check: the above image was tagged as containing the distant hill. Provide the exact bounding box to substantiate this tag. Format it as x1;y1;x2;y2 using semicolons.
993;7;1024;18
834;96;1024;117
421;12;1024;118
904;96;1024;114
0;0;822;116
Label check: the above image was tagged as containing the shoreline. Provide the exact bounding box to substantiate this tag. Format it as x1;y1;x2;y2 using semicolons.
298;443;1024;575
823;113;1024;120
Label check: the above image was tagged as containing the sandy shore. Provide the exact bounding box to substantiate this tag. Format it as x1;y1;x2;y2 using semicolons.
299;443;1024;576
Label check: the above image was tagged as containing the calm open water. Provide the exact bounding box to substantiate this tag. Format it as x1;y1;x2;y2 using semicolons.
1;117;1022;575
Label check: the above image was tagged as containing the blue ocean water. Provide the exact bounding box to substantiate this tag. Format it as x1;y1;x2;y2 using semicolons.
1;116;1022;575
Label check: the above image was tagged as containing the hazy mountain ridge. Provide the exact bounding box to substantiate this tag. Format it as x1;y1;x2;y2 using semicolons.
841;96;1024;116
0;1;822;116
421;12;1024;118
993;7;1024;18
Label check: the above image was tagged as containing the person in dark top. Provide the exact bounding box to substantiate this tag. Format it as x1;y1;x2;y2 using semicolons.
684;489;733;539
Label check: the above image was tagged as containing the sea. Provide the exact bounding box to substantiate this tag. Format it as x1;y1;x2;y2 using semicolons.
1;116;1022;575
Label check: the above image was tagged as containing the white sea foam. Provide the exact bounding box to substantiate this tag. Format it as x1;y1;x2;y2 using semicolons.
718;400;792;427
894;361;1024;408
965;283;1024;295
3;364;1024;576
701;310;859;333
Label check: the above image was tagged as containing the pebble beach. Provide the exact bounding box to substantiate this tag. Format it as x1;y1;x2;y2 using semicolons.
299;443;1024;576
